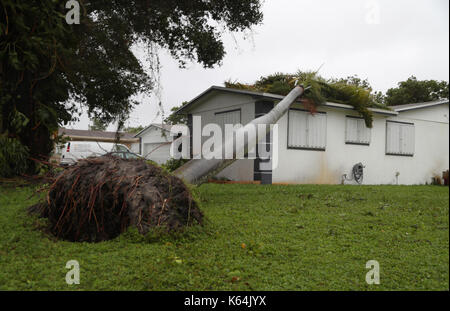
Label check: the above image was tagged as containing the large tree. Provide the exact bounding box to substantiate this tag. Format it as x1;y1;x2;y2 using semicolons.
384;76;449;106
0;0;263;174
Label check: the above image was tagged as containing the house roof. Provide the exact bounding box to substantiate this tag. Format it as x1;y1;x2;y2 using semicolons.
174;86;286;115
58;128;138;142
175;85;398;116
390;99;449;112
134;123;173;137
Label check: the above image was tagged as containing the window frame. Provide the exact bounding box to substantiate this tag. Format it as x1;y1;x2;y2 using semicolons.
385;120;415;157
287;108;327;151
345;115;371;146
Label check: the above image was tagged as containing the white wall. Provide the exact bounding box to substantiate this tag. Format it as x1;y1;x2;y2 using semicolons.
272;103;449;185
185;89;448;185
138;126;173;164
188;92;255;181
130;142;140;154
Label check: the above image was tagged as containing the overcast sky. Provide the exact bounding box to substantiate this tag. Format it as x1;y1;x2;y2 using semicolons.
70;0;449;131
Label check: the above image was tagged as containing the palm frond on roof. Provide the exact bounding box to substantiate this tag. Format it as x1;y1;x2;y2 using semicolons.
225;71;389;128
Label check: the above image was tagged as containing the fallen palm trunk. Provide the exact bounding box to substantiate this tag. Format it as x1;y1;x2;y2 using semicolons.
174;85;305;184
28;86;304;241
30;156;203;242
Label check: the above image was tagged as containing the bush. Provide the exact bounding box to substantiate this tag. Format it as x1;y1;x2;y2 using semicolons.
0;134;29;177
162;158;189;172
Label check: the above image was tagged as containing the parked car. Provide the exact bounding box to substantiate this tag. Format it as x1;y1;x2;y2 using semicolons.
105;151;143;160
60;141;132;166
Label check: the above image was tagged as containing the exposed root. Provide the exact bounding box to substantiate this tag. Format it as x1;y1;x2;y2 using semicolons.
29;156;203;242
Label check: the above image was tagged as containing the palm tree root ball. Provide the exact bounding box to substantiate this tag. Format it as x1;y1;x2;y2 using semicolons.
29;156;203;242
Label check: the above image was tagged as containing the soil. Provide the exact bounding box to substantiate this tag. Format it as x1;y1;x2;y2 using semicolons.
29;156;203;242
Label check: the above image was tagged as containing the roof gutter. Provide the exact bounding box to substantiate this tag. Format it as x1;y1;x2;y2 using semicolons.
392;100;449;112
134;124;172;138
322;102;398;116
176;86;397;116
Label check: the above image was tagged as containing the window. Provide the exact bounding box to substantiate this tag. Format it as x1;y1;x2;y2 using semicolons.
386;121;415;156
288;109;327;150
345;116;371;145
114;144;129;152
125;152;140;159
215;109;241;129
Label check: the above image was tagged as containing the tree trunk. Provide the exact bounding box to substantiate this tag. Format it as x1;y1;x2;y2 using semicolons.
174;85;305;184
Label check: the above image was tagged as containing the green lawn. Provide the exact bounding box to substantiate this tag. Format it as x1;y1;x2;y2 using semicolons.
0;183;448;290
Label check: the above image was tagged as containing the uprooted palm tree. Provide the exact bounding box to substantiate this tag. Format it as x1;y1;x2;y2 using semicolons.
174;71;386;184
30;72;384;241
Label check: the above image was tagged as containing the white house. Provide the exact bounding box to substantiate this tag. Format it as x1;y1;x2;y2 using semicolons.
175;86;449;185
132;124;174;164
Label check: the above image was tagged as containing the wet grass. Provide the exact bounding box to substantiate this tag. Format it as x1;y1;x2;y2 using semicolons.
0;183;448;290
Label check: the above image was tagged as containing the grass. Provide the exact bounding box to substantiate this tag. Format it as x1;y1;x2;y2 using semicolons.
0;183;448;290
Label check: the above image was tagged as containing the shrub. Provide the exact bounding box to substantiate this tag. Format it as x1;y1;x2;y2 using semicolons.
0;134;29;177
162;158;189;172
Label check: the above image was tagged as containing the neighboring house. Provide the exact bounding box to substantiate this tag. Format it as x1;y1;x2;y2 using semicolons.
175;86;449;185
132;124;174;164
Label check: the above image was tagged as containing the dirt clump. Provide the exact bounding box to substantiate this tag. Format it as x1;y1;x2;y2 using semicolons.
29;156;202;242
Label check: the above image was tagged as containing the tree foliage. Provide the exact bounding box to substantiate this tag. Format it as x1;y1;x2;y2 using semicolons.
225;72;385;127
89;117;108;131
0;133;29;177
162;158;189;173
0;0;263;175
124;125;144;134
384;76;449;106
165;102;189;125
